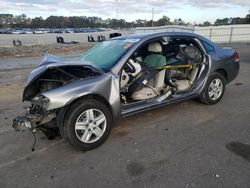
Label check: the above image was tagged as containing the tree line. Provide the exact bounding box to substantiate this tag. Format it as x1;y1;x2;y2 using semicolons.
0;13;250;28
200;14;250;27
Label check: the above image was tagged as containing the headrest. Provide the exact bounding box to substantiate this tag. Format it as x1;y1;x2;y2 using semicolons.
148;42;162;53
181;46;197;59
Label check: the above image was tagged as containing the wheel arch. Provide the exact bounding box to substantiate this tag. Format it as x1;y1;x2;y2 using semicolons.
56;94;114;137
214;69;228;83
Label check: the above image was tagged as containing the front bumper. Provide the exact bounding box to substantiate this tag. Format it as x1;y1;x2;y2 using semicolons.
13;114;38;131
13;107;56;132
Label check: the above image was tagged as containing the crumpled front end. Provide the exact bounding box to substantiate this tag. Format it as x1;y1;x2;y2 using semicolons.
13;55;104;134
13;95;56;132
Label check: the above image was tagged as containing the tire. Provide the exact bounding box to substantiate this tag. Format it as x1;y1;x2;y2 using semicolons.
63;99;112;151
199;72;226;105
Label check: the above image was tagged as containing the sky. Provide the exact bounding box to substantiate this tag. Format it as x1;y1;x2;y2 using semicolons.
0;0;250;24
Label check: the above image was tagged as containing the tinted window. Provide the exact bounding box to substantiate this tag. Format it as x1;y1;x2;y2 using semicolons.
80;40;135;71
201;40;215;53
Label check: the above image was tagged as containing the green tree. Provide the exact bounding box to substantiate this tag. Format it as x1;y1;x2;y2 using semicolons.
203;21;211;26
214;18;230;25
230;17;245;24
157;16;171;26
31;17;44;28
245;14;250;24
45;16;65;28
173;18;185;25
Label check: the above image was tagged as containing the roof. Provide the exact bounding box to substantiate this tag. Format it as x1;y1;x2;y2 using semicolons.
112;31;214;46
114;32;199;39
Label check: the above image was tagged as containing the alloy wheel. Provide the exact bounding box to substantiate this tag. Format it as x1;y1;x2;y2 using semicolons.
74;109;107;143
208;78;223;101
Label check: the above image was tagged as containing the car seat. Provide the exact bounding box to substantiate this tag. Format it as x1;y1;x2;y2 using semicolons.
176;45;202;64
143;42;166;88
130;43;167;100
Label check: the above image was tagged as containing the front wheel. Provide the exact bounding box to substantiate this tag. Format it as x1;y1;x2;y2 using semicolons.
64;99;112;151
199;72;226;105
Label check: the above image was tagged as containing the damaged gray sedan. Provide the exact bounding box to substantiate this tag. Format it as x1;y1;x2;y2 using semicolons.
13;32;239;151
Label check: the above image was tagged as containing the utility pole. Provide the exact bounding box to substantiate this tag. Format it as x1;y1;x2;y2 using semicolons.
152;8;154;27
116;0;119;20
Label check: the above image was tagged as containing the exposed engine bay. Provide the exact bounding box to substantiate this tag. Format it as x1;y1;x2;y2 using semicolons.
23;65;101;101
120;38;205;104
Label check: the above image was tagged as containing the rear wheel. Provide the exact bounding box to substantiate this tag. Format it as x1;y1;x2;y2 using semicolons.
64;99;112;151
199;72;226;105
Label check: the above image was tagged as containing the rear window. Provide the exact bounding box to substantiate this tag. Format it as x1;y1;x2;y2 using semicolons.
201;40;215;54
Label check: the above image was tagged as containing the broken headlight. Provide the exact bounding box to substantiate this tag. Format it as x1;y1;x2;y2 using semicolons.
31;95;50;110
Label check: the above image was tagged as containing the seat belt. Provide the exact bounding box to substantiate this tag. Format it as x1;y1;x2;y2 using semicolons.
156;64;193;70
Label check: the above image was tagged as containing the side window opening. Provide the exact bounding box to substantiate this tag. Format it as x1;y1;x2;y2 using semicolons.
120;37;206;106
201;40;215;54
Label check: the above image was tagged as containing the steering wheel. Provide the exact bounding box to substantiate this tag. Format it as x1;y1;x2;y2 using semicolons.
124;59;136;73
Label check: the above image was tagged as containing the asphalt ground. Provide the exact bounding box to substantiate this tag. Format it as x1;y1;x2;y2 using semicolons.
0;43;249;188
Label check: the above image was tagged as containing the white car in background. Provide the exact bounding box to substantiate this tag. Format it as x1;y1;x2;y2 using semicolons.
12;30;22;34
33;29;49;34
22;29;33;34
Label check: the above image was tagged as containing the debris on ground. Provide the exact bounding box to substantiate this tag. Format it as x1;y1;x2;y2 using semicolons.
0;43;94;58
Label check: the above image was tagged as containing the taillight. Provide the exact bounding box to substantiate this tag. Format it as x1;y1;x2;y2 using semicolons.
233;48;239;62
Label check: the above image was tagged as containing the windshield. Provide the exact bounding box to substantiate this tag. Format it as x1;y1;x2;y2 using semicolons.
80;39;136;71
